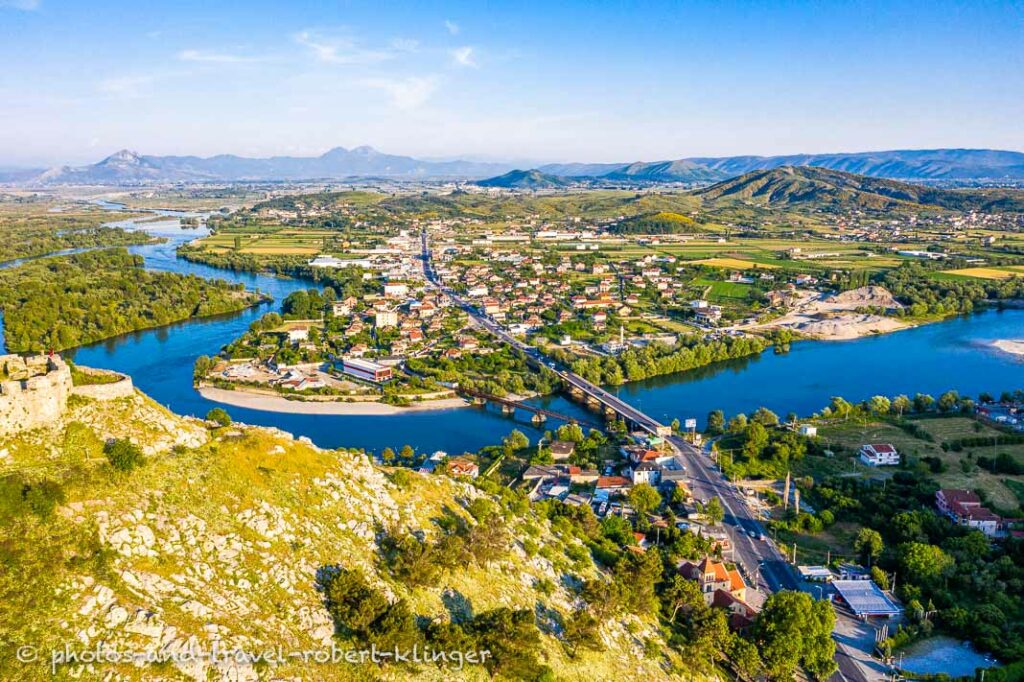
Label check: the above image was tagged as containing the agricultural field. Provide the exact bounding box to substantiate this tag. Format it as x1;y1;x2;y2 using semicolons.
192;228;336;255
819;416;1024;511
940;266;1024;280
690;256;780;270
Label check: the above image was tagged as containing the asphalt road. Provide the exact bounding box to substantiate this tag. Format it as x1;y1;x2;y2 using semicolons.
669;435;799;596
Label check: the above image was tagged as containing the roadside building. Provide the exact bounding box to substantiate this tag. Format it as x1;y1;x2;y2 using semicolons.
679;557;748;605
340;358;393;383
831;579;901;619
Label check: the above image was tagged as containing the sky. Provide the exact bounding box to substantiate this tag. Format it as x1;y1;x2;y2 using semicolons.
1;0;1022;167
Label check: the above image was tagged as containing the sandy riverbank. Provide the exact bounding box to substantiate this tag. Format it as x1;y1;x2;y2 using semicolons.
199;387;471;415
991;339;1024;357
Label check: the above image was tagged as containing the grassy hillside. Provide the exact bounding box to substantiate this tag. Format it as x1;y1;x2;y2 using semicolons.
611;210;702;234
695;165;1024;211
475;169;570;189
0;386;689;681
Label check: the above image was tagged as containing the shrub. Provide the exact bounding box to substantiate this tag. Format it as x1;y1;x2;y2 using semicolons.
103;439;145;472
205;408;232;427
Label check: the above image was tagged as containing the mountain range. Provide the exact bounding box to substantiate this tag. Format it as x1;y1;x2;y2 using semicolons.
12;147;1024;186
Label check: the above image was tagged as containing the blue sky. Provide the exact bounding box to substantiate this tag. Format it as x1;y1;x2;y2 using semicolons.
1;0;1022;166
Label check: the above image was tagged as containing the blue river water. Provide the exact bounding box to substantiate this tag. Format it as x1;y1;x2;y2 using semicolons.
10;209;1024;454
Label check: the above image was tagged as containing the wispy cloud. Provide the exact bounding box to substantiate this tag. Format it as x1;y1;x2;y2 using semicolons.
361;75;438;110
177;49;266;64
294;30;394;65
444;20;460;35
0;0;40;10
450;46;477;68
390;38;419;52
97;75;154;98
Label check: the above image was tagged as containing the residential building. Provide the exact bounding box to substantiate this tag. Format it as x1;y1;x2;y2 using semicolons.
448;458;479;479
632;461;662;486
679;557;748;604
936;488;1002;536
550;440;576;460
375;309;399;329
859;443;899;466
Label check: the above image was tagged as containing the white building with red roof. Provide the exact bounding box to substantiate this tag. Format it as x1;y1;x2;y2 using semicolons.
859;443;900;466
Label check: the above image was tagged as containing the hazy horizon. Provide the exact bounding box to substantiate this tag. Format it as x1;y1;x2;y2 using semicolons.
1;0;1022;167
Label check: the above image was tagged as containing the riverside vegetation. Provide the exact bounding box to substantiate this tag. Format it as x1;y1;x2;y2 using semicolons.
0;198;156;263
0;249;265;352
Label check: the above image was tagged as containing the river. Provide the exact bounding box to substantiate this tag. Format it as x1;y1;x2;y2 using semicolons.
8;205;1024;454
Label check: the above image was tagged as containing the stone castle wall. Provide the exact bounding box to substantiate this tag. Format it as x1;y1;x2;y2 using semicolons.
0;354;134;438
70;366;135;400
0;354;72;438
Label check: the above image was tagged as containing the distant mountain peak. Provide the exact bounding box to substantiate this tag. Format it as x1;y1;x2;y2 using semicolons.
102;149;145;164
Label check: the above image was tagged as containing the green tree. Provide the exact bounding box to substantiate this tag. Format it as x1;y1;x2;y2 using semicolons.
891;394;911;417
504;429;530;451
937;390;960;413
628;483;662;515
555;423;585;443
702;497;725;525
897;542;954;585
867;396;891;415
205;407;232;427
854;528;884;566
752;406;780;426
753;591;837;681
706;409;726;435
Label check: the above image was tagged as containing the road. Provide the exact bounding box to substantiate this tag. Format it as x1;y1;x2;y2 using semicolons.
670;435;799;596
421;229;879;681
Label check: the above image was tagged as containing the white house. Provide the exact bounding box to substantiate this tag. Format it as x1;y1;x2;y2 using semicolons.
631;461;662;486
799;425;818;437
859;443;899;467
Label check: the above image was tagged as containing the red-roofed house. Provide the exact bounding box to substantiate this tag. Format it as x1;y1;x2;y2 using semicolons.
936;488;1001;536
679;557;748;604
859;443;900;466
596;476;632;493
447;459;479;479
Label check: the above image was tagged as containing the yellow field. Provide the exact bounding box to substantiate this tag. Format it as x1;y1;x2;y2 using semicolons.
942;267;1019;280
689;257;779;270
240;246;320;255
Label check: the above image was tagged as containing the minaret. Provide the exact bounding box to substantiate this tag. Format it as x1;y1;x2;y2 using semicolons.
783;471;791;510
794;488;801;516
619;324;625;347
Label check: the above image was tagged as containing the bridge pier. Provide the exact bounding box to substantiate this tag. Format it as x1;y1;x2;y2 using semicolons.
472;396;486;406
501;403;515;415
532;413;546;424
